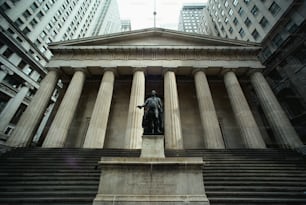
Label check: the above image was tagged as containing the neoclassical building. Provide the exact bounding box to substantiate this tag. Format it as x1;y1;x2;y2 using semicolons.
6;28;304;150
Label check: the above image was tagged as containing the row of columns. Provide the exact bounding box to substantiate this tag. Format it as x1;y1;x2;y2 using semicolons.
5;68;303;149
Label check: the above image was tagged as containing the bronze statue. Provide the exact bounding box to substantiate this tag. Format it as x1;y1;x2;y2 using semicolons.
137;90;163;135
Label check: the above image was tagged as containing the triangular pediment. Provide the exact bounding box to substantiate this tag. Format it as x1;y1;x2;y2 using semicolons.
49;28;260;48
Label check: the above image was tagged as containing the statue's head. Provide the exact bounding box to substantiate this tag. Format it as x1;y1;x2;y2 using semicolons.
151;90;157;96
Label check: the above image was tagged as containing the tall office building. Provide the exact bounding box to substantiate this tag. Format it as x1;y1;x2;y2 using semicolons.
0;0;121;143
178;3;206;33
201;0;293;42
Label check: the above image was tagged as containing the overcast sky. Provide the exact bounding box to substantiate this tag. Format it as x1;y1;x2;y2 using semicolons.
117;0;208;30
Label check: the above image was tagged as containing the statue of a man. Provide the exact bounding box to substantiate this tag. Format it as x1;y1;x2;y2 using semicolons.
137;90;163;135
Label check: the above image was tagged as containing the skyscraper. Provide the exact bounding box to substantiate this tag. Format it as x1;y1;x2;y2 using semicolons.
0;0;121;143
178;3;206;33
201;0;293;42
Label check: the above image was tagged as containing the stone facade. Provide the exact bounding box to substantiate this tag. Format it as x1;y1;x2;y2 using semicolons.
6;28;304;149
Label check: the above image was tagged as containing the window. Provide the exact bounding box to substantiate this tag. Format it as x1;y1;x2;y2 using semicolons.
14;18;24;27
30;3;38;12
262;47;272;58
37;11;44;19
39;46;46;53
46;23;52;31
252;29;259;40
239;28;245;37
228;9;233;16
286;19;298;33
22;27;31;35
244;18;251;27
225;18;229;24
43;4;49;12
259;16;269;28
0;2;11;11
3;48;13;58
229;27;233;34
238;7;244;16
40;31;47;39
30;19;38;27
233;0;238;6
243;0;251;5
233;17;238;25
251;5;259;16
17;60;27;69
22;67;32;75
22;10;31;19
269;2;281;16
272;34;284;47
225;1;229;8
228;27;233;34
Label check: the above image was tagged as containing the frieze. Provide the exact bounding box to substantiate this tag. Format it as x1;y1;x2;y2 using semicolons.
53;47;258;61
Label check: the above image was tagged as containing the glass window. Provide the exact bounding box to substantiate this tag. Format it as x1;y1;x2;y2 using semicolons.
251;5;259;16
37;11;44;19
22;67;32;75
30;3;38;12
22;27;31;35
225;1;229;8
233;17;238;25
3;48;13;58
238;7;244;16
262;47;272;58
244;18;251;27
243;0;251;5
286;19;298;33
239;28;245;37
43;4;49;12
259;16;269;28
40;31;47;39
22;10;31;19
229;9;233;16
17;60;27;69
269;2;281;16
229;27;233;34
233;0;238;6
14;18;23;27
252;29;260;40
225;18;229;24
272;34;284;47
30;19;38;27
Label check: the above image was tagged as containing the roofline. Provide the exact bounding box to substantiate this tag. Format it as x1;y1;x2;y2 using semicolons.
48;27;261;48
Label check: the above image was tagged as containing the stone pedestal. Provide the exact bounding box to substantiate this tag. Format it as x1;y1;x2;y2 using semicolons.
140;135;165;158
93;135;209;205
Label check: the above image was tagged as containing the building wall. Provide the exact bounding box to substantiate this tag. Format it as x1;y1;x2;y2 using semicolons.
203;0;293;42
0;0;122;143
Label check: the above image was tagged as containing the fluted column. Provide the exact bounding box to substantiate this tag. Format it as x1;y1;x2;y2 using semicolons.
6;70;58;147
224;71;266;148
0;85;30;132
125;70;145;149
194;70;225;148
164;70;183;149
250;72;303;148
43;71;85;148
83;70;115;148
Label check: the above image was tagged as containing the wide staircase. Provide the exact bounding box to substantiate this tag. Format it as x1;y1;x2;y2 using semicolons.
0;148;305;204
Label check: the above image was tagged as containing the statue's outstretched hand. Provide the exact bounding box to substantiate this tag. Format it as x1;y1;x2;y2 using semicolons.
137;105;142;109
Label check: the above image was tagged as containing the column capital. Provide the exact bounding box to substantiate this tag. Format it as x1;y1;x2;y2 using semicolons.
246;68;264;77
132;67;147;75
104;67;118;76
191;67;209;76
161;67;177;76
220;68;235;76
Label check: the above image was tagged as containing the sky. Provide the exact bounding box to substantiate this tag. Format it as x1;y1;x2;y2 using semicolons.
117;0;208;30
